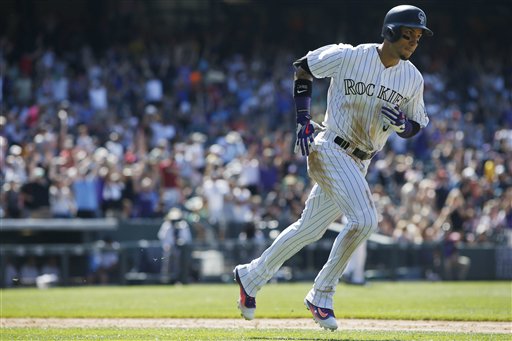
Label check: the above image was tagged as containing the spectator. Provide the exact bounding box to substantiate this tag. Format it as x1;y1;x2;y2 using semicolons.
101;171;125;218
3;258;19;288
133;177;160;218
145;74;163;104
145;106;176;149
201;166;230;238
158;208;193;284
238;152;260;195
1;181;24;218
87;237;120;285
343;240;368;286
88;79;108;111
237;222;265;264
49;176;76;218
157;149;183;212
105;132;124;160
19;257;39;286
442;231;471;281
184;133;207;176
20;167;50;218
258;148;280;195
72;166;100;218
3;145;28;184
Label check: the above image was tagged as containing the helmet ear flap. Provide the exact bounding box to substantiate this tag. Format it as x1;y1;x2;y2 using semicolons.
383;25;400;43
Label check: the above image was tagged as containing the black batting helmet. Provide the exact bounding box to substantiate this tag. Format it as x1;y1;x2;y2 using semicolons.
381;5;433;42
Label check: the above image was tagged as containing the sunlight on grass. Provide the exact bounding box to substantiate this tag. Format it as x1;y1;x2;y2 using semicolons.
1;281;510;321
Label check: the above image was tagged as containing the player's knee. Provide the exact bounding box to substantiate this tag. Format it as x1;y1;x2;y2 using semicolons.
351;211;378;236
309;230;325;243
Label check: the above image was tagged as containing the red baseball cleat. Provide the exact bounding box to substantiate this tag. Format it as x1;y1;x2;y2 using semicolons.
304;298;338;330
234;267;256;320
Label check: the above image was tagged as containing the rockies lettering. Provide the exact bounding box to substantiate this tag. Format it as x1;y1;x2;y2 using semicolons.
376;85;405;105
344;79;375;96
343;79;406;106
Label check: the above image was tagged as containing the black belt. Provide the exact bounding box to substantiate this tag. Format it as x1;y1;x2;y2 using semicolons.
334;136;376;160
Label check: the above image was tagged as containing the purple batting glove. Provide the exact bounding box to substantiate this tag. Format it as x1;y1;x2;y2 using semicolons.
294;120;315;156
381;106;406;133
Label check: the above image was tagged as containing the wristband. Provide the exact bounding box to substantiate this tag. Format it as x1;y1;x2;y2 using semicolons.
294;79;312;125
294;79;312;98
398;120;420;138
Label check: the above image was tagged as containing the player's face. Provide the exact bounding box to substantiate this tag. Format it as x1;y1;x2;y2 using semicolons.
394;27;423;60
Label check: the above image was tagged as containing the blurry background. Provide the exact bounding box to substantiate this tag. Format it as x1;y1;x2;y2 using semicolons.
1;0;511;288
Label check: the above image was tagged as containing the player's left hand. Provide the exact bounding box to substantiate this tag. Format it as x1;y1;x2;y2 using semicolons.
294;120;323;156
381;106;406;133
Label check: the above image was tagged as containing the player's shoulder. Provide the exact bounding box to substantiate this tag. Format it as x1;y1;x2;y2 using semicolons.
334;43;378;59
308;42;354;57
354;43;379;51
336;43;376;52
326;42;355;51
401;60;424;80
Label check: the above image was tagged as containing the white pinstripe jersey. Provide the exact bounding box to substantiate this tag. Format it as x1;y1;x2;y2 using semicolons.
306;43;429;153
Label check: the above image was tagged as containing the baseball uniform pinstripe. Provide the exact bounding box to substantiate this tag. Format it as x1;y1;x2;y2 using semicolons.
236;42;429;310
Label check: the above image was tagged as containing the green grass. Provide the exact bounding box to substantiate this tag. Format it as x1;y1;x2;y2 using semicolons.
1;328;510;341
1;281;511;321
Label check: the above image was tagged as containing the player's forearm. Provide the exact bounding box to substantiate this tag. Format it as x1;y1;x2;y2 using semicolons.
293;65;313;125
293;78;312;125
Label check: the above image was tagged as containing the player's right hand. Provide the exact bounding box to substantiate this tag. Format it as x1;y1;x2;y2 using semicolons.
381;106;406;133
294;120;316;156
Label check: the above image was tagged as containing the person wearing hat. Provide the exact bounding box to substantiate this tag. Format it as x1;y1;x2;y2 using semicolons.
158;207;193;284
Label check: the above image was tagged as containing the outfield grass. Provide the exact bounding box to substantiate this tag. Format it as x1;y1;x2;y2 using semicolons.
1;327;510;341
1;281;511;321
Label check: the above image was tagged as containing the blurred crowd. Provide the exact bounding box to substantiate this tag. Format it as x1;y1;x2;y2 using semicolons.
1;2;511;253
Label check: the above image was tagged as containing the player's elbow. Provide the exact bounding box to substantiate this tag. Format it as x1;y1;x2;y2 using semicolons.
294;67;313;81
293;57;314;80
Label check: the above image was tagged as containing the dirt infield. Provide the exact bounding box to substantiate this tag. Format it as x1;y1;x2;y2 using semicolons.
1;318;510;334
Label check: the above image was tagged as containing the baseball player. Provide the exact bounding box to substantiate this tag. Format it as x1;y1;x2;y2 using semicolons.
234;5;433;330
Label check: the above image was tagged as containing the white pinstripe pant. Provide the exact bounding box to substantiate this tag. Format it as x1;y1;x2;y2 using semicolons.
236;130;378;309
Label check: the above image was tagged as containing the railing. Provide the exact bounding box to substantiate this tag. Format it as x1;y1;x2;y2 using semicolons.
1;219;510;288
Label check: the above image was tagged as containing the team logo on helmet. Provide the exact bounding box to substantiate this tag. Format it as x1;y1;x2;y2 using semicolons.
418;12;426;25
